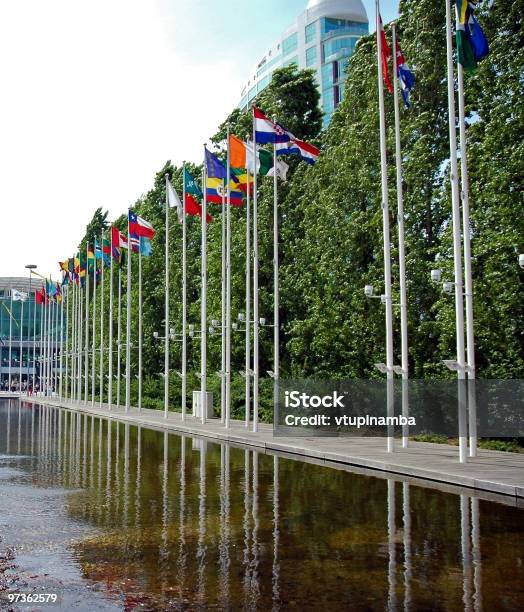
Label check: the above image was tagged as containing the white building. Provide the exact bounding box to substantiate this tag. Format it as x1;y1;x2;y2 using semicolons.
238;0;369;128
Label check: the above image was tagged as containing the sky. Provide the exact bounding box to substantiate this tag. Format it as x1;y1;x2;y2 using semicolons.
0;0;398;281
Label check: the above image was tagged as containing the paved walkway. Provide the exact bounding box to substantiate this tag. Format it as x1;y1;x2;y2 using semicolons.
20;396;524;501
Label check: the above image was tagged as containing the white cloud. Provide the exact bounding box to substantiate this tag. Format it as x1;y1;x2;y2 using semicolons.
0;0;243;280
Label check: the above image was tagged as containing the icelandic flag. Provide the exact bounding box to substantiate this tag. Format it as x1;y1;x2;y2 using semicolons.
395;42;415;108
276;138;320;165
128;210;155;240
253;106;293;144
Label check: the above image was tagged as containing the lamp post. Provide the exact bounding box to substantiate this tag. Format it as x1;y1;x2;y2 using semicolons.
25;265;37;393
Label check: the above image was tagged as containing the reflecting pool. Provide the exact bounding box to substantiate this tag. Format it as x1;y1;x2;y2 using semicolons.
1;400;523;610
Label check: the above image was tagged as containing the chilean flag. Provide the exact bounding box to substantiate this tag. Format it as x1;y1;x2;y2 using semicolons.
128;211;155;240
276;138;320;165
253;106;293;144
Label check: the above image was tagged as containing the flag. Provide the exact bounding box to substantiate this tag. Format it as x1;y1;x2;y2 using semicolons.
128;211;155;240
111;226;128;261
102;237;111;267
253;107;293;144
167;177;184;224
184;168;203;199
140;236;153;257
185;194;213;223
267;159;290;182
46;279;57;299
59;260;69;272
276;138;320;165
55;283;63;303
230;135;273;177
206;176;243;206
395;42;415;108
87;245;96;271
456;1;489;72
68;258;75;273
62;272;70;286
379;15;393;94
11;289;28;302
35;287;45;306
229;134;249;169
94;239;103;260
205;148;227;179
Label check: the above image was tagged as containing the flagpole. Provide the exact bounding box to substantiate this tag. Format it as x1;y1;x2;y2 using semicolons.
47;293;52;395
376;0;395;453
108;236;114;410
99;233;106;409
392;23;410;449
84;245;90;404
54;298;59;394
126;211;132;413
138;240;143;413
273;141;280;396
445;0;468;463
164;176;170;419
225;126;232;429
245;166;251;428
39;291;44;396
252;111;260;433
78;276;83;403
457;60;476;457
116;264;122;410
59;286;65;401
32;279;37;393
220;187;226;424
19;298;24;392
8;292;13;391
91;248;97;406
200;155;208;424
182;164;187;421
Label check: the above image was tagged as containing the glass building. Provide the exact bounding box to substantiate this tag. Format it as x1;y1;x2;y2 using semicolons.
0;277;61;390
238;0;369;127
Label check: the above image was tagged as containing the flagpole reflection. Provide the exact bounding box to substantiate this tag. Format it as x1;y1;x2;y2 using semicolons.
471;497;482;611
177;435;186;601
387;479;397;612
197;439;207;603
461;494;473;612
272;455;280;610
403;482;412;612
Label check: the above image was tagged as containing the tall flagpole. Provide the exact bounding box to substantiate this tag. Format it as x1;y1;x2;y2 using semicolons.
252;111;260;432
84;245;90;404
164;176;170;419
182;164;188;421
138;241;143;412
8;292;13;391
78;276;83;402
125;211;132;413
19;298;24;391
273;141;280;392
54;298;59;393
392;23;410;448
200;155;208;424
225;126;232;429
32;279;37;392
39;291;44;396
245;166;251;428
221;188;226;424
91;249;97;406
376;0;395;453
108;237;114;410
116;263;122;410
99;233;105;408
47;293;52;394
457;58;476;458
59;286;65;400
445;0;467;463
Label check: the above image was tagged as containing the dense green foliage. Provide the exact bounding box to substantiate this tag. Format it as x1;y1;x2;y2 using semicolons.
74;0;523;417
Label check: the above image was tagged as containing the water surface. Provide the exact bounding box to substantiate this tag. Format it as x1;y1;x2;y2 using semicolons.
1;400;523;610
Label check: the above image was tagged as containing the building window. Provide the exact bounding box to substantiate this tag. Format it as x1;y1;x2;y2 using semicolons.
306;46;317;67
258;74;271;92
283;56;298;68
248;86;257;102
282;32;298;56
323;37;356;62
305;23;316;44
321;18;369;38
321;63;333;88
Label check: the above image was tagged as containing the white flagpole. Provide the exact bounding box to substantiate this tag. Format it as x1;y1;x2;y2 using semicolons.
19;298;24;392
376;0;395;453
8;292;13;391
32;280;37;392
245;166;251;428
225;127;232;429
221;187;226;424
457;58;476;457
108;237;114;410
445;0;467;463
58;287;68;401
99;234;105;409
78;277;83;402
91;249;97;406
138;241;143;412
164;176;170;419
200;156;208;424
54;298;59;394
47;293;52;395
182;165;188;421
39;291;44;396
273;142;280;392
252;112;260;433
116;263;122;410
125;212;132;413
84;246;90;404
392;23;410;449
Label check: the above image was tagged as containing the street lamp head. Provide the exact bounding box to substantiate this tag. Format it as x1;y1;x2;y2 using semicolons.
209;326;215;335
259;317;266;326
153;331;159;339
519;254;524;269
238;312;246;322
374;363;388;374
430;269;442;283
211;319;219;328
364;284;374;297
232;322;238;331
25;264;37;270
169;327;175;335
